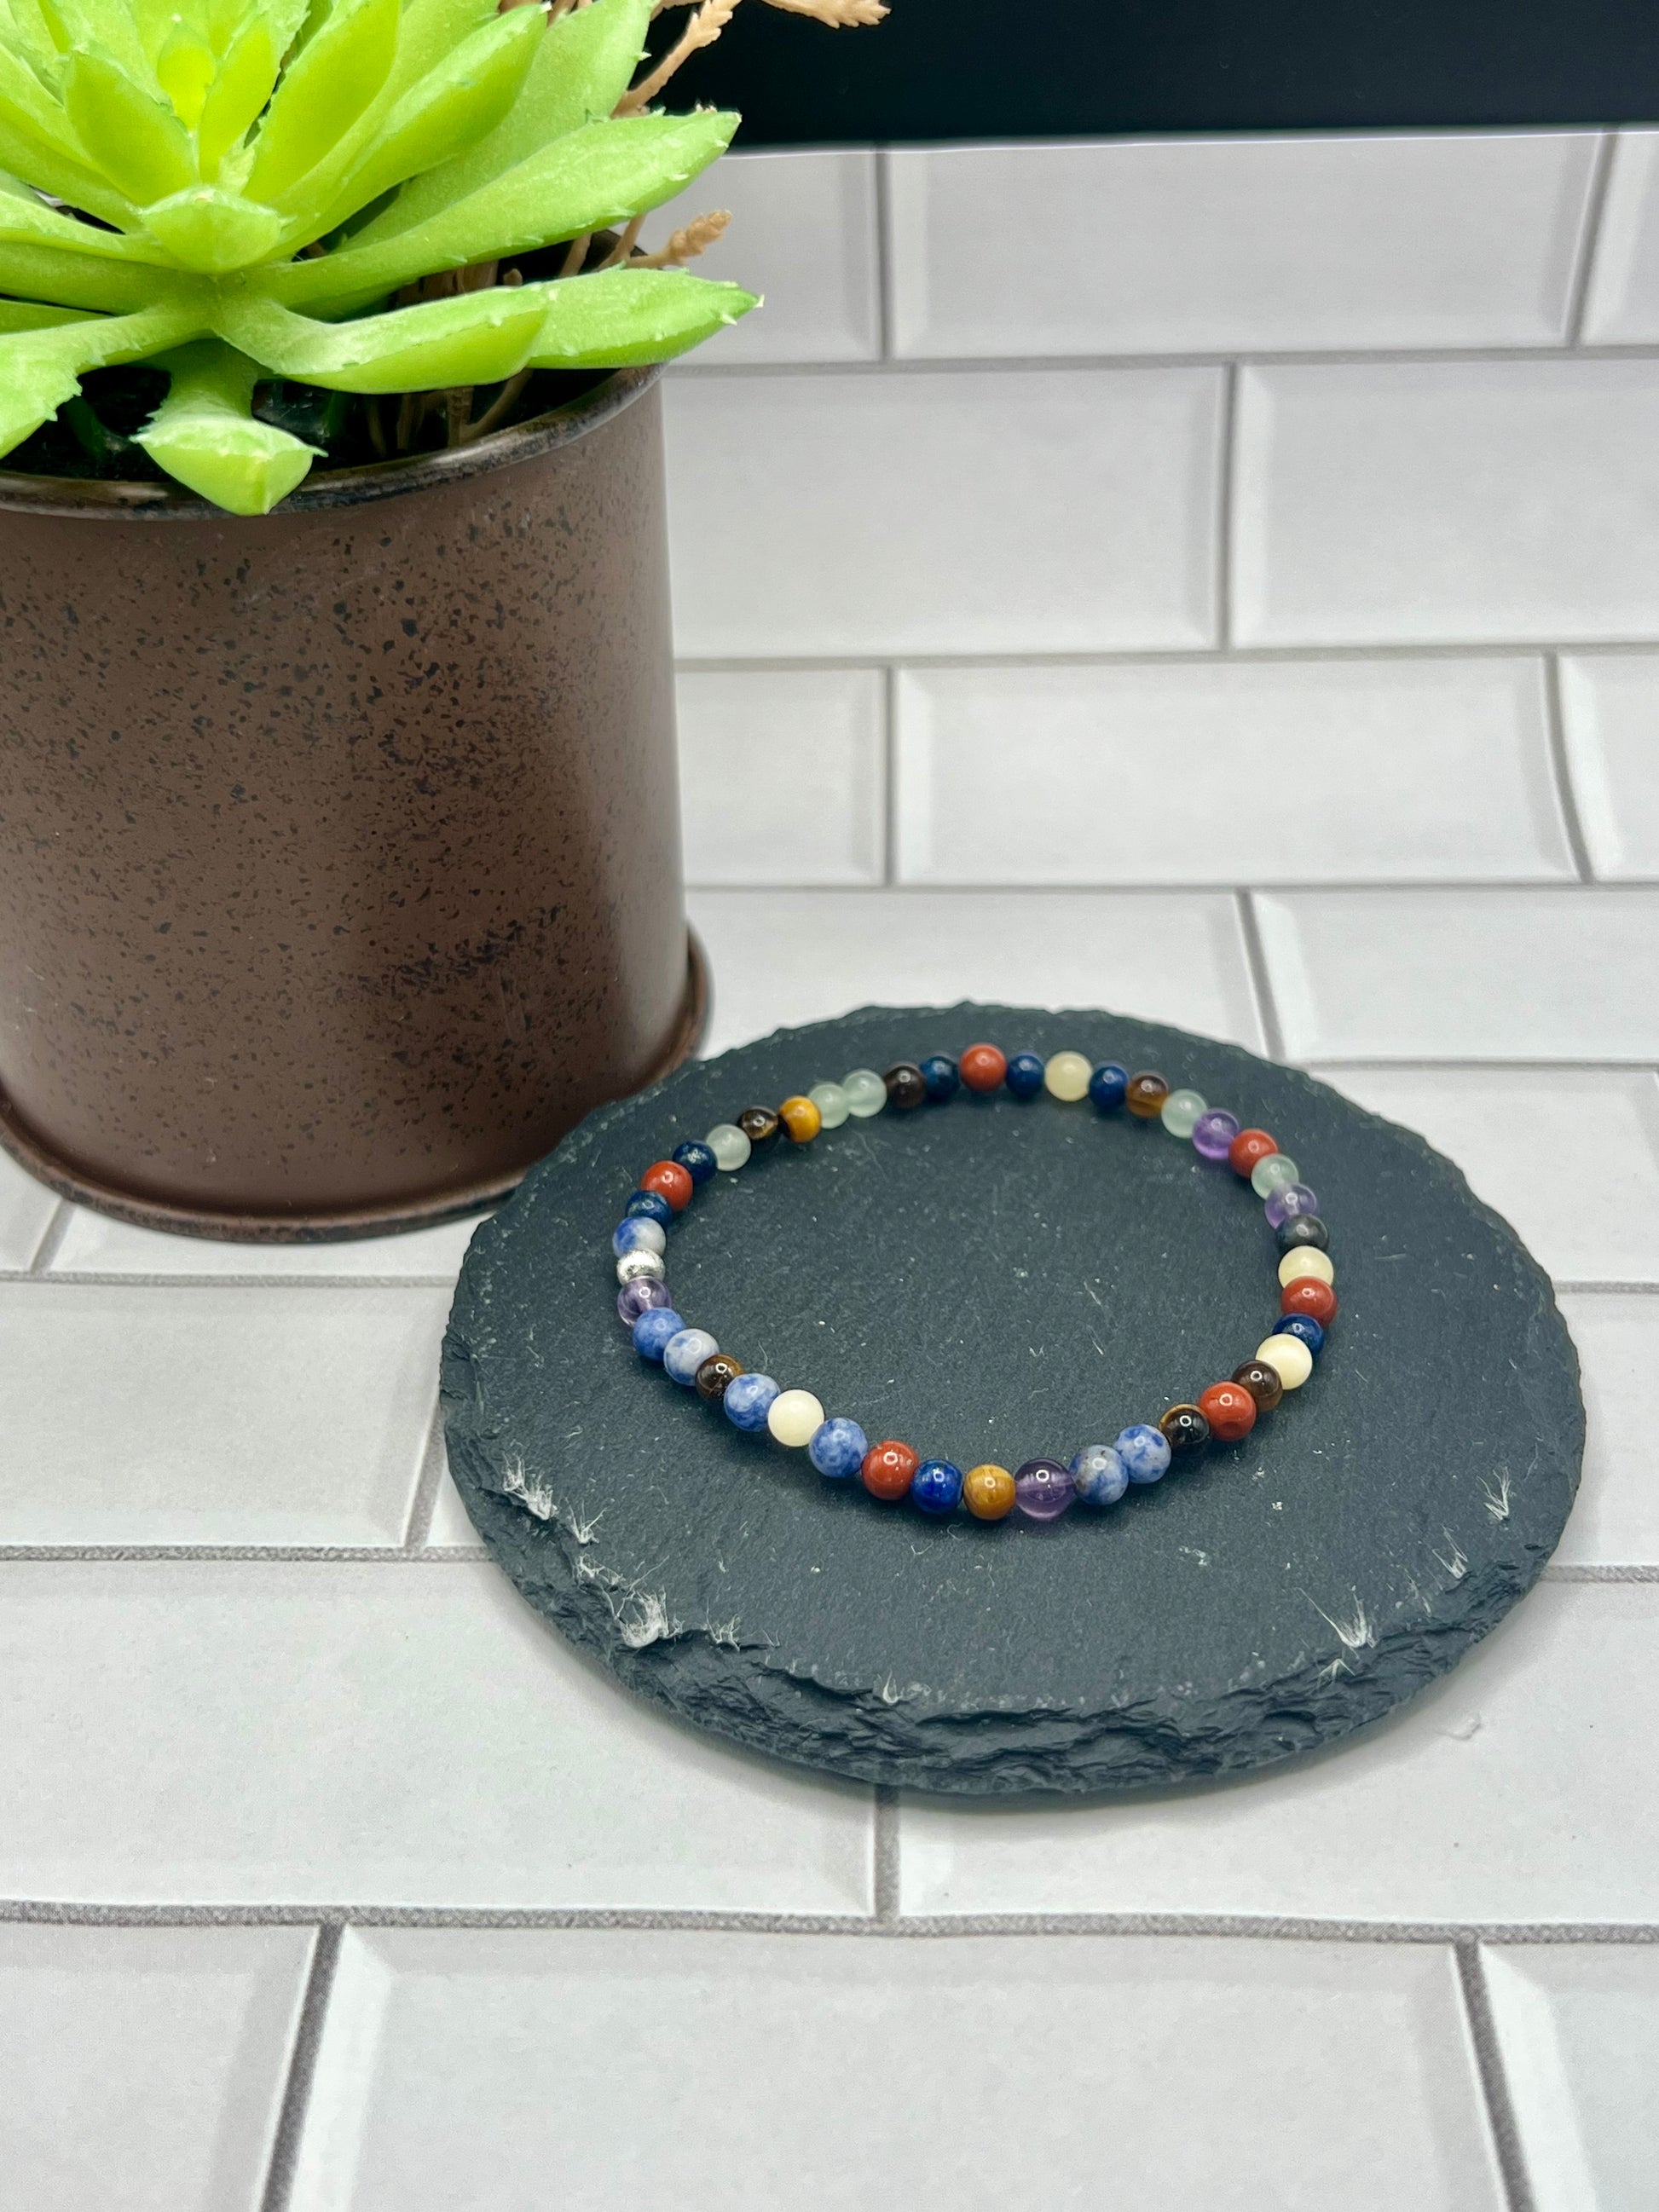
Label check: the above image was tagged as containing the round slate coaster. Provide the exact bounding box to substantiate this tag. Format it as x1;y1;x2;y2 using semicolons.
441;1004;1583;1796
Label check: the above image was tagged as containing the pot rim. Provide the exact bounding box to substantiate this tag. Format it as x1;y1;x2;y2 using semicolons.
0;361;658;522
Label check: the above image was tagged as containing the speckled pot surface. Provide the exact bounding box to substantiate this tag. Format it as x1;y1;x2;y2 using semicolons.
0;370;704;1239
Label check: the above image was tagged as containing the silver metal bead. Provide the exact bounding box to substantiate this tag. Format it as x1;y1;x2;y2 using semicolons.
616;1247;667;1285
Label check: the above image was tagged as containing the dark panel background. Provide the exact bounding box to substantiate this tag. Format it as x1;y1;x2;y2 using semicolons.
675;0;1659;147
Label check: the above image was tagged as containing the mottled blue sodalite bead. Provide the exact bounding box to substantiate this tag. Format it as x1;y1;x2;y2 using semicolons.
920;1054;961;1102
1004;1052;1045;1099
1071;1442;1129;1506
672;1139;718;1187
625;1189;673;1227
1088;1062;1129;1112
617;1277;673;1327
724;1372;781;1431
1116;1424;1173;1484
808;1418;869;1478
632;1308;685;1361
911;1459;964;1514
611;1216;667;1259
1274;1313;1326;1357
663;1327;719;1386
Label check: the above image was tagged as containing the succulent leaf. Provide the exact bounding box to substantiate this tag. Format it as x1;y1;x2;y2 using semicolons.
195;18;281;180
215;282;550;390
141;184;284;271
245;0;399;204
523;263;756;367
63;50;198;204
0;295;92;327
0;297;199;456
136;338;320;512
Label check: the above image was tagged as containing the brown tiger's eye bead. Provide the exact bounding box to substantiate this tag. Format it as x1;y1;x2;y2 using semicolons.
1125;1071;1171;1120
695;1353;745;1403
1159;1403;1211;1452
1232;1359;1285;1412
962;1463;1017;1520
778;1094;822;1143
737;1106;781;1152
882;1061;928;1111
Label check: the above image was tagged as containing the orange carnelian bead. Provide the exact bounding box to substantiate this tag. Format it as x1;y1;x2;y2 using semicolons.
862;1439;919;1501
958;1043;1007;1093
1281;1277;1338;1326
1197;1380;1257;1442
778;1094;822;1143
1228;1127;1279;1178
639;1159;694;1212
962;1464;1017;1520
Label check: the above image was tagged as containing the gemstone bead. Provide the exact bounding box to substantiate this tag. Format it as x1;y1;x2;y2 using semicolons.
706;1123;751;1171
1231;1358;1285;1411
778;1094;822;1143
1251;1152;1299;1199
611;1216;666;1259
664;1327;719;1386
1274;1313;1325;1358
1159;1403;1212;1453
1264;1181;1318;1228
1191;1108;1241;1161
1279;1247;1335;1288
1116;1424;1172;1484
1125;1071;1171;1120
1004;1052;1045;1099
723;1372;781;1431
1276;1213;1331;1256
1160;1088;1206;1139
737;1106;781;1152
920;1054;961;1102
808;1417;870;1479
671;1140;718;1187
912;1458;965;1515
1281;1278;1338;1326
1228;1127;1279;1177
1071;1442;1128;1507
1043;1050;1093;1103
616;1246;666;1285
842;1068;887;1118
861;1439;918;1501
808;1082;851;1130
1256;1333;1314;1389
1088;1062;1129;1112
617;1276;673;1326
640;1159;694;1212
1196;1380;1257;1442
632;1308;685;1361
695;1352;745;1403
958;1043;1008;1093
882;1062;928;1111
767;1388;825;1447
625;1189;673;1226
1014;1458;1075;1521
963;1463;1016;1519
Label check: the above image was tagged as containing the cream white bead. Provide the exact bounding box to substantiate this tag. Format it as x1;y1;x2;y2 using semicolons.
1278;1248;1335;1288
841;1068;887;1118
767;1389;825;1447
1256;1334;1314;1389
706;1122;751;1171
808;1080;851;1129
1042;1049;1092;1103
616;1247;666;1285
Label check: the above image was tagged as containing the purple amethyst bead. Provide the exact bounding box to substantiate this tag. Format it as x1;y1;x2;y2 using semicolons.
617;1277;673;1327
1264;1181;1319;1229
1013;1458;1076;1522
1191;1108;1241;1162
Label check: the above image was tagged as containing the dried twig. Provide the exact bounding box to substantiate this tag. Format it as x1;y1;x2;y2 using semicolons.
615;0;735;112
558;231;592;276
595;214;646;270
759;0;887;20
627;207;730;268
445;387;474;447
366;396;387;456
464;367;534;443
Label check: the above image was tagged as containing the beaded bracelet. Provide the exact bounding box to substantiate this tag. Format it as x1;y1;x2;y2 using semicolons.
610;1046;1337;1525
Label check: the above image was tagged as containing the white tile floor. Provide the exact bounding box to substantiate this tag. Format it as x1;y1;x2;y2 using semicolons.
10;125;1659;2211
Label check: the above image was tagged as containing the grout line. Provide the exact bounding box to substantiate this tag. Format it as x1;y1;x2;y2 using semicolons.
676;643;1659;673
1214;361;1239;650
872;1788;900;1920
872;145;895;362
1543;1562;1659;1582
1542;654;1596;881
1549;1277;1659;1294
1456;1938;1540;2212
258;1923;341;2212
401;1401;450;1550
1234;892;1286;1062
1564;133;1619;347
692;875;1628;897
26;1202;72;1275
670;339;1659;378
881;663;900;885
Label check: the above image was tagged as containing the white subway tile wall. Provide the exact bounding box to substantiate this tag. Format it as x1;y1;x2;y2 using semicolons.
8;130;1659;2207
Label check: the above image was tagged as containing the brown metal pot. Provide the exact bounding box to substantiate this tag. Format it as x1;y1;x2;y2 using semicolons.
0;367;704;1239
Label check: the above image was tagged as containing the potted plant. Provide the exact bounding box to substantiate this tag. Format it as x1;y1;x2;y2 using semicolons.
0;0;882;1238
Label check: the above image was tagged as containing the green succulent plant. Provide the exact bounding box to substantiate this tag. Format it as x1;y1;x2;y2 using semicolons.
0;0;810;512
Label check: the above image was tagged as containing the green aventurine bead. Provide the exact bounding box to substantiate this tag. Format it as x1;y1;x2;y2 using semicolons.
1251;1152;1300;1198
706;1122;752;1171
808;1081;852;1129
1160;1088;1206;1139
841;1068;887;1118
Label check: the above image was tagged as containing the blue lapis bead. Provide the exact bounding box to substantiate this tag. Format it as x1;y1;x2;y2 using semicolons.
808;1418;869;1479
672;1139;718;1187
1115;1424;1172;1484
1004;1052;1044;1099
611;1216;667;1259
724;1372;781;1432
1274;1313;1326;1357
919;1054;961;1103
1071;1442;1129;1506
911;1458;964;1514
625;1189;673;1227
1089;1062;1129;1112
632;1308;685;1361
